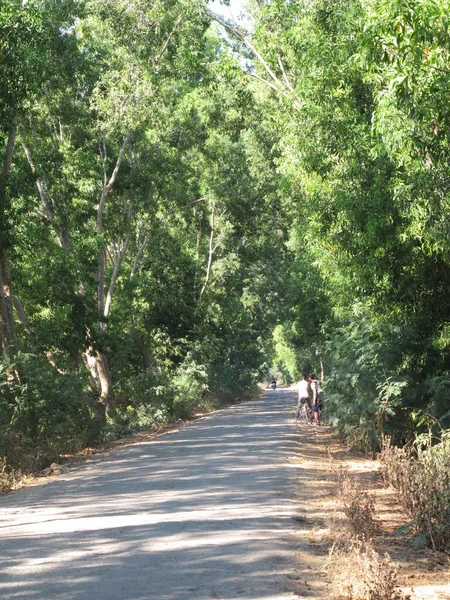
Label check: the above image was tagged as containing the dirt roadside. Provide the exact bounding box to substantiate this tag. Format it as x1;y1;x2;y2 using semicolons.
290;423;450;599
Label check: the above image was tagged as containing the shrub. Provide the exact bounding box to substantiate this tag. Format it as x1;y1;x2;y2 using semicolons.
96;423;132;444
336;467;378;539
0;353;98;492
113;358;208;429
323;317;433;454
170;360;208;420
380;433;450;551
0;353;95;470
329;541;407;600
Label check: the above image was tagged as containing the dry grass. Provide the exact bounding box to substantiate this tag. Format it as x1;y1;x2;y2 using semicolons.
306;427;448;600
327;466;408;599
380;436;450;551
335;465;379;540
329;540;409;600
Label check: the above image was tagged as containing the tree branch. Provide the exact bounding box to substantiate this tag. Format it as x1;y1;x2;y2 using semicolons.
207;10;283;88
131;235;149;279
199;201;216;300
21;140;70;249
104;233;131;318
155;15;183;64
278;55;294;92
97;131;131;233
21;141;54;224
247;71;279;92
208;10;303;109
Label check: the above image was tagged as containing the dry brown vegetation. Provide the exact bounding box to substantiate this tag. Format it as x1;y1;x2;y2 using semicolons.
329;541;407;600
330;466;407;600
335;465;379;540
380;436;450;552
290;424;450;599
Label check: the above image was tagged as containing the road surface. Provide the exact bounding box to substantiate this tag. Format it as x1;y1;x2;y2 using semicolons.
0;388;329;600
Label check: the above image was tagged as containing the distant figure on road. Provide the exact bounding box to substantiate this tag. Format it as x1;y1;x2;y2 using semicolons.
270;378;277;390
295;374;310;422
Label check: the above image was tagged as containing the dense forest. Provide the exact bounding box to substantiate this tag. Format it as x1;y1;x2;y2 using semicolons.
2;0;450;476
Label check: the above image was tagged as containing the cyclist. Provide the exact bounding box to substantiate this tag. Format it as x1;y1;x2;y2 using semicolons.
295;374;310;423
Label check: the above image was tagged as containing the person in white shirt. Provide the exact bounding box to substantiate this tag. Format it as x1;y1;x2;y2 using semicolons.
295;374;310;422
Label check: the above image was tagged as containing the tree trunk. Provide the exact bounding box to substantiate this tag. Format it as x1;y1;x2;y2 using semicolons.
0;250;16;352
13;295;31;335
82;350;101;391
94;131;130;411
0;121;17;354
96;352;111;415
129;326;152;369
199;201;216;299
21;140;71;250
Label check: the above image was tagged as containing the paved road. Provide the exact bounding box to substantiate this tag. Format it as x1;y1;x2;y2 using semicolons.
0;389;306;600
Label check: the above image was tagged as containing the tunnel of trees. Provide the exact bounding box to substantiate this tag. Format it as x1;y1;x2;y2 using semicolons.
2;0;450;473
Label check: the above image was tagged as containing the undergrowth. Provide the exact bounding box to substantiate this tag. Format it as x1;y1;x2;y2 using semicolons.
329;541;407;600
329;466;407;600
336;466;378;540
380;433;450;552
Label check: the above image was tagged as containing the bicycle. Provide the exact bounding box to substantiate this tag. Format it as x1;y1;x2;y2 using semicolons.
296;399;313;425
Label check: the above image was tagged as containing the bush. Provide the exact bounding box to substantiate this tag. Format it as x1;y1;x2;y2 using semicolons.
113;358;208;429
323;317;438;454
95;423;132;444
342;484;377;540
0;353;95;470
170;360;208;420
380;433;450;551
336;466;378;540
0;353;99;492
329;541;406;600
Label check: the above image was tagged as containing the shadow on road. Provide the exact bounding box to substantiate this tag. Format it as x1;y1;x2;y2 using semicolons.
0;389;332;600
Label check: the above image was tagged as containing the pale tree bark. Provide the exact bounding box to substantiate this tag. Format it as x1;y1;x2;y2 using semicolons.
21;140;70;250
0;120;18;353
82;350;101;392
95;352;111;407
13;296;31;336
199;201;227;300
104;234;131;318
96;132;131;314
94;131;131;413
199;200;216;299
193;204;203;296
130;219;148;280
130;234;148;279
208;10;302;110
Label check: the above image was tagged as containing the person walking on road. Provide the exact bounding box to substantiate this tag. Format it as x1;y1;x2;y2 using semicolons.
295;374;310;423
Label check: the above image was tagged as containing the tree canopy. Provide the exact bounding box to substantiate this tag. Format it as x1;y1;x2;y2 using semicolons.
2;0;450;470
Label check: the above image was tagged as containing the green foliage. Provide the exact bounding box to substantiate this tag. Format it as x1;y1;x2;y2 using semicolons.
272;325;299;381
114;358;208;429
238;0;450;451
5;0;450;483
0;353;95;472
